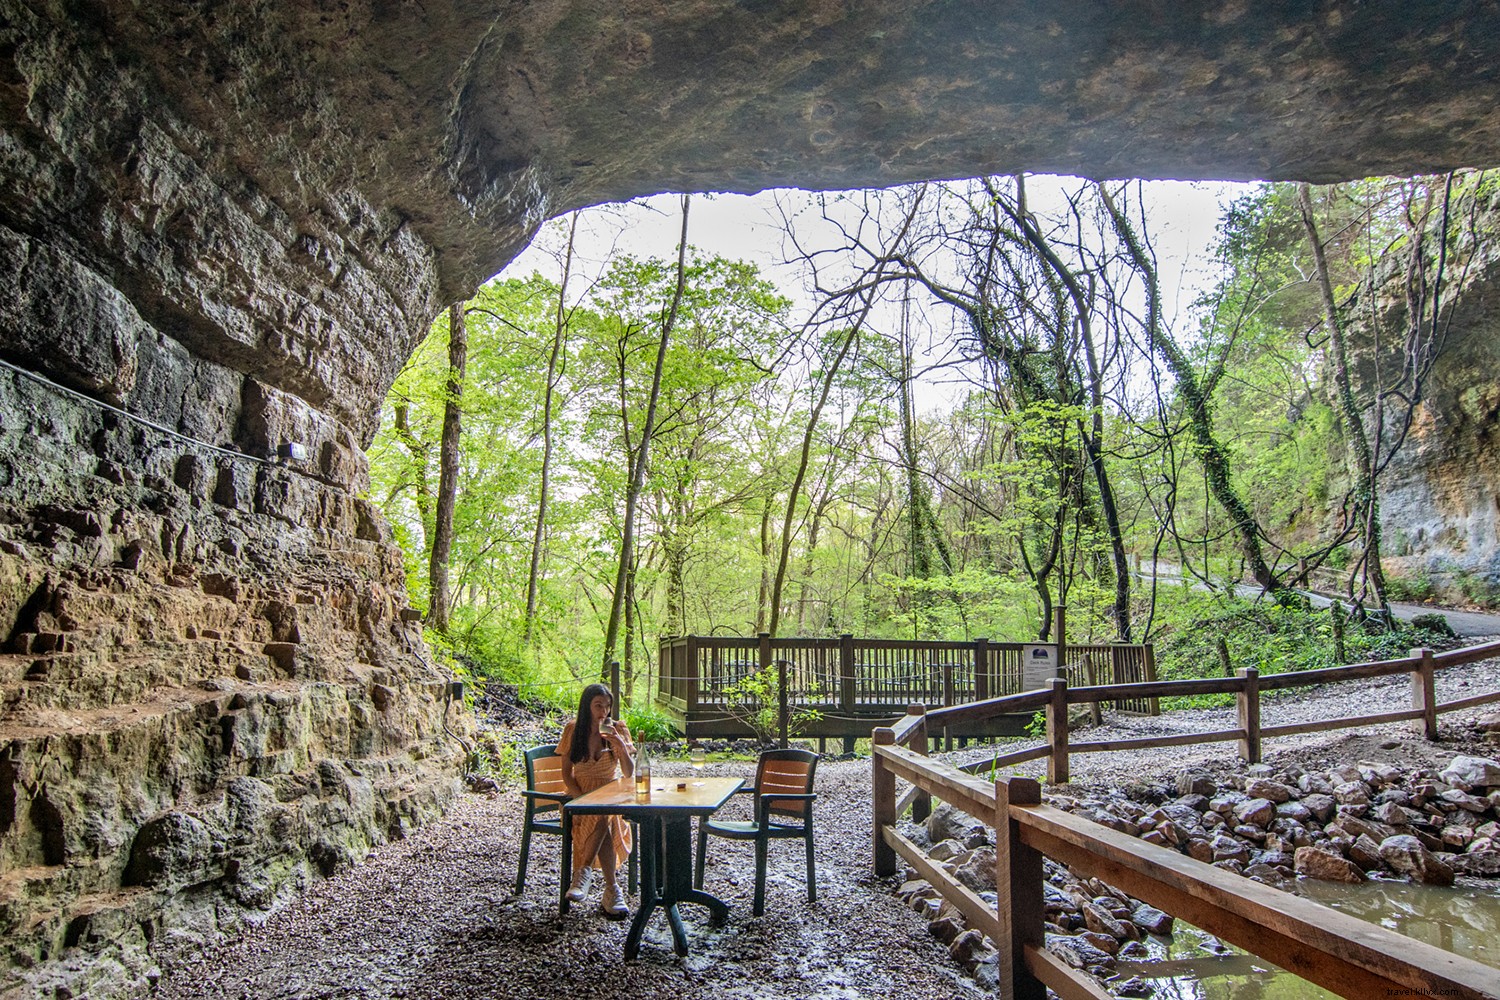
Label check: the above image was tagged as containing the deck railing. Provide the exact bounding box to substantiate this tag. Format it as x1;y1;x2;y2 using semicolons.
657;632;1158;732
871;637;1500;999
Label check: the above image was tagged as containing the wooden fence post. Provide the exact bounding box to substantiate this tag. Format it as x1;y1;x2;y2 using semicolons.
778;657;789;748
610;660;621;713
1046;676;1069;785
942;663;955;751
685;634;699;715
1143;643;1160;716
1237;666;1260;764
1411;646;1438;740
872;727;897;877
995;775;1044;1000
840;633;856;717
909;703;933;823
974;636;990;702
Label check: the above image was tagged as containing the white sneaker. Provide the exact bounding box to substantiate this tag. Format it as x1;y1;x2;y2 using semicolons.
565;868;593;902
600;878;628;920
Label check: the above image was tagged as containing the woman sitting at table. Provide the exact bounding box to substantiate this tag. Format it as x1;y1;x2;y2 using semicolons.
558;682;635;919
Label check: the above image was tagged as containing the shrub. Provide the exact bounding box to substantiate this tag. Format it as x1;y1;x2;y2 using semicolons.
623;702;680;743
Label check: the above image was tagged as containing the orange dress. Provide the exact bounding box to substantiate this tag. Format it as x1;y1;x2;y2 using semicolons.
558;721;634;870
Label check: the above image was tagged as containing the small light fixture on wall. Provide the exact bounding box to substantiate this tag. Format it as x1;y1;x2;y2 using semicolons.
276;442;308;462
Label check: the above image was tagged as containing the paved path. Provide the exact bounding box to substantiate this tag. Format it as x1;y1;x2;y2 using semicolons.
1135;562;1500;638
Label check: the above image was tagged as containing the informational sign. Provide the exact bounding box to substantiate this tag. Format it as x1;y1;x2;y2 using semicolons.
1021;644;1060;690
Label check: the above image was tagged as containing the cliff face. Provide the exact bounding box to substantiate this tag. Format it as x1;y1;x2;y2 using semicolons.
1372;235;1500;602
5;1;1500;995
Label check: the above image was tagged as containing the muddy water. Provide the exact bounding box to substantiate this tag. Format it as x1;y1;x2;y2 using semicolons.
1117;877;1500;998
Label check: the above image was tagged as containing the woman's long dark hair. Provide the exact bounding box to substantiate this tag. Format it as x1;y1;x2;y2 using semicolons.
568;683;614;763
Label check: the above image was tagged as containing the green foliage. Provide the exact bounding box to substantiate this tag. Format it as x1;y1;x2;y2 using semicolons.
1385;574;1435;603
623;702;680;743
1150;591;1433;709
722;665;823;745
1024;711;1046;740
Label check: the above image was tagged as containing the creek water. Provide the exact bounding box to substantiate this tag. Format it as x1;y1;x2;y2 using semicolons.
1116;877;1500;998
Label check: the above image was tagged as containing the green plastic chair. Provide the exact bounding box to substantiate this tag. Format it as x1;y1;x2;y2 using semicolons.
515;744;571;894
694;748;819;915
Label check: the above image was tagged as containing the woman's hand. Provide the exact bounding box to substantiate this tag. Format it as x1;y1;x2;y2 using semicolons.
603;721;633;758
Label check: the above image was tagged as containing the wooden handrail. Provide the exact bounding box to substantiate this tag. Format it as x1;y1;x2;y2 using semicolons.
1017;797;1498;998
871;746;1500;1000
1435;638;1500;667
925;688;1053;724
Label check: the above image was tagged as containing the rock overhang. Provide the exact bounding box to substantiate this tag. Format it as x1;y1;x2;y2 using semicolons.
5;0;1500;429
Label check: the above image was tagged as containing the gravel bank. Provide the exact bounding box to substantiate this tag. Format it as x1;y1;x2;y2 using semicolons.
946;647;1500;789
153;653;1500;1000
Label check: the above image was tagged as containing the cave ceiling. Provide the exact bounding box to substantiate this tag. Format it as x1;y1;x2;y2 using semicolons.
34;0;1500;297
3;1;1500;434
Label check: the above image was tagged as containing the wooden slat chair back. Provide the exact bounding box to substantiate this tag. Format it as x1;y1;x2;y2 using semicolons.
758;755;814;818
694;747;819;915
514;744;570;895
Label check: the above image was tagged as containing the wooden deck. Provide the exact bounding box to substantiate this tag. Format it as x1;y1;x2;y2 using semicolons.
656;633;1157;741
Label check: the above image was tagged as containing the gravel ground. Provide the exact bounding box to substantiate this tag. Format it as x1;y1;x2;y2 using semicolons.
152;652;1500;1000
151;759;984;1000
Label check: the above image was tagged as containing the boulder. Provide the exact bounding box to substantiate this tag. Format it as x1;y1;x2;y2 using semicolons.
1245;863;1294;890
1301;793;1337;823
1275;800;1313;823
1333;781;1371;806
1379;835;1455;885
1298;774;1334;796
1244;779;1293;803
1441;825;1475;849
1176;771;1217;797
927;803;986;845
122;811;215;888
929;914;966;944
1211;835;1251;865
1234;798;1277;827
1295;846;1366;883
1348;834;1384;870
1045;933;1116;972
1082;902;1131;939
953;847;998;894
1439;788;1490;813
1449;850;1500;876
1208;792;1247;814
949;928;996;966
1441;755;1500;790
1130;903;1174;935
929;838;966;862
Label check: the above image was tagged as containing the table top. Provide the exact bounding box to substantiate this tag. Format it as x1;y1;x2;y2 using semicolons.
565;776;742;817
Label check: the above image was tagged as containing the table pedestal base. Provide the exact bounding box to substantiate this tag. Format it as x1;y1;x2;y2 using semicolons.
626;815;728;959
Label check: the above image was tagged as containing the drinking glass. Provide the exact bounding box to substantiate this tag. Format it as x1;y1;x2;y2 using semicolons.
690;748;706;784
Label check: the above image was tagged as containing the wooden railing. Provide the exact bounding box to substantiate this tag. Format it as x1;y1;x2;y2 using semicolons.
657;632;1157;725
871;637;1500;999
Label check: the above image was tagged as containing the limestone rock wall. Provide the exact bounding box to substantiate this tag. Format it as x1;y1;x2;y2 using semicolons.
0;352;468;997
0;15;472;992
1369;229;1500;602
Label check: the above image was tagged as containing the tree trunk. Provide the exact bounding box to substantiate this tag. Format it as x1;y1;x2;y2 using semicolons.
1295;182;1391;619
757;496;773;633
602;195;691;669
525;214;577;644
427;303;467;634
1097;184;1283;596
770;197;922;635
